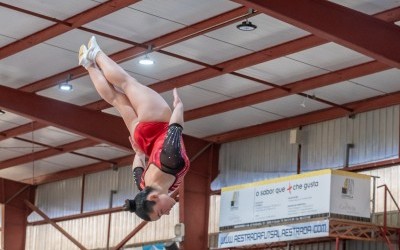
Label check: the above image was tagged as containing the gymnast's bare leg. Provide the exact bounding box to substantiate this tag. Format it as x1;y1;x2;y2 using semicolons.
83;37;171;127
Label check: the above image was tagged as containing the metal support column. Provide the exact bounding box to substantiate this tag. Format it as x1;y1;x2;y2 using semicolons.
335;237;340;250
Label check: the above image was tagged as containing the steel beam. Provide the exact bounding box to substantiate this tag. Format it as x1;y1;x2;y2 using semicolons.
28;206;124;226
185;60;389;121
18;6;250;93
233;0;400;68
151;35;325;93
0;138;98;170
0;178;35;250
0;0;141;59
0;122;47;141
180;137;213;250
206;90;400;143
21;155;133;185
0;85;130;150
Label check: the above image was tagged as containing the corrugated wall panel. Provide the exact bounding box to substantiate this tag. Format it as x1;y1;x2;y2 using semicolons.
216;106;399;188
361;165;400;213
25;164;181;249
113;165;138;208
374;211;400;228
302;106;399;170
28;177;82;222
25;224;79;250
302;117;349;170
58;215;109;249
110;209;178;246
350;106;399;165
214;130;297;189
83;169;119;212
26;210;177;250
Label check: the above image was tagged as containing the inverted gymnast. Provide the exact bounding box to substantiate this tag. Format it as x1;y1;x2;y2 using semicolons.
78;36;190;221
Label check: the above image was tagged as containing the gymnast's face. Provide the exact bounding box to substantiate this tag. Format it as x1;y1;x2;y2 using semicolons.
147;192;176;221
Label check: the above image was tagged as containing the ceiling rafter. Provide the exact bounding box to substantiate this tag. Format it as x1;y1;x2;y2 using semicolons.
12;136;114;165
205;90;400;143
185;61;390;121
374;6;400;22
0;98;119;144
0;85;130;150
14;6;400;104
0;0;142;59
19;133;203;184
233;0;400;69
0;122;47;141
231;70;352;113
20;154;133;185
150;35;326;92
3;3;258;86
18;6;396;108
0;138;97;170
296;93;353;112
18;6;251;92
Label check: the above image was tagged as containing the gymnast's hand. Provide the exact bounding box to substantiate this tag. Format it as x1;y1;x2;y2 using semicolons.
170;88;184;127
173;88;182;109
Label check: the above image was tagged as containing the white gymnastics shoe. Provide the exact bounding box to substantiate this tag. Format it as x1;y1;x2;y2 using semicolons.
78;44;92;69
87;36;101;61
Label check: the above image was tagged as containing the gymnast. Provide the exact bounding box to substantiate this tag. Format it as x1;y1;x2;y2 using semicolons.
78;36;190;221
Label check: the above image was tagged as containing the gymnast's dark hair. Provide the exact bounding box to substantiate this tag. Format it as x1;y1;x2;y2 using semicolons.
123;186;156;221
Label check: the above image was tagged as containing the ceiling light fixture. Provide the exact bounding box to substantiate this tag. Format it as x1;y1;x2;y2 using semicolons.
139;44;154;65
300;98;306;108
139;54;154;65
300;93;315;108
237;20;257;31
300;95;308;108
58;74;73;92
237;8;257;31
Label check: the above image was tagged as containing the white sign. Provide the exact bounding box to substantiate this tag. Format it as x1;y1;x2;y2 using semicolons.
330;172;371;217
218;220;329;248
219;169;370;229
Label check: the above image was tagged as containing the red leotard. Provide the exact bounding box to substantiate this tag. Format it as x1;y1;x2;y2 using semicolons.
132;122;190;192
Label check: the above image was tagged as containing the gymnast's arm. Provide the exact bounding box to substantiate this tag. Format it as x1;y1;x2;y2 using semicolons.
133;151;145;169
129;137;146;191
169;88;184;127
132;152;145;191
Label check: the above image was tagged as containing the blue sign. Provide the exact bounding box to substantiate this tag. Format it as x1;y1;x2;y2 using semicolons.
143;243;164;250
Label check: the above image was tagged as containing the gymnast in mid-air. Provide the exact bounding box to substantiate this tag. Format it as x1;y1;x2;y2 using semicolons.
79;36;190;221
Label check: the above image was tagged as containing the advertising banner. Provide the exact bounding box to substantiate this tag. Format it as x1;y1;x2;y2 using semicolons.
330;171;371;218
218;219;329;248
219;169;370;229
